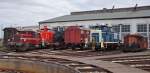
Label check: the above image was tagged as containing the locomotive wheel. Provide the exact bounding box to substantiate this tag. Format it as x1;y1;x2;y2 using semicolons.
17;44;30;52
71;44;77;50
53;46;56;50
71;46;75;50
6;45;16;51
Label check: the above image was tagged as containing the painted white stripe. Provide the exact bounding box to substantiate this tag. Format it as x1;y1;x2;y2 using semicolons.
130;64;150;67
112;59;150;63
111;56;150;60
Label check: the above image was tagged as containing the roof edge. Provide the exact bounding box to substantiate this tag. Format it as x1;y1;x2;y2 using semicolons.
71;5;150;15
39;16;150;24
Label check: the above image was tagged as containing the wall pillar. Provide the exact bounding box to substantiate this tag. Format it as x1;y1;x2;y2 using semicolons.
147;24;150;49
131;23;137;34
119;24;122;42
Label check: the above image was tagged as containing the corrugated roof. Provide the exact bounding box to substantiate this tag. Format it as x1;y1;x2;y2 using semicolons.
71;6;150;15
39;6;150;24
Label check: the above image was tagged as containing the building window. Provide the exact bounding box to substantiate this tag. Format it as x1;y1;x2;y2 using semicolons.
122;25;130;32
149;24;150;32
149;33;150;40
137;24;147;32
112;25;120;32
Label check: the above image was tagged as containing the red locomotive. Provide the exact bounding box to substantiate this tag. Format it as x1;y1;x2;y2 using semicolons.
3;26;53;51
40;26;54;48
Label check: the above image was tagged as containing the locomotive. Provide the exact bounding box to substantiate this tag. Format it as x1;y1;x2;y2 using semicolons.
3;26;53;51
89;25;120;51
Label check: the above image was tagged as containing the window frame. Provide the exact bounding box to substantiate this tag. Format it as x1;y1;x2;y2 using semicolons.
112;25;120;32
137;24;147;32
121;25;130;32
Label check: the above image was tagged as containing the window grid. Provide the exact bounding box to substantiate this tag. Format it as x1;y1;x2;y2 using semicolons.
122;25;130;32
112;25;120;32
137;24;147;32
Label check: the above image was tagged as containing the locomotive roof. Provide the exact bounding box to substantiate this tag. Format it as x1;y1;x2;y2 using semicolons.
125;34;146;38
3;28;16;30
39;5;150;24
3;27;36;32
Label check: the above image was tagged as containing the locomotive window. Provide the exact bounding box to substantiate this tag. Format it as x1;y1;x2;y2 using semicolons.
81;30;84;34
137;24;147;32
86;31;90;34
122;25;130;32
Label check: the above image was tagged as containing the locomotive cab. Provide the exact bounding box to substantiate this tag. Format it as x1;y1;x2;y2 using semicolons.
90;30;103;51
40;26;54;48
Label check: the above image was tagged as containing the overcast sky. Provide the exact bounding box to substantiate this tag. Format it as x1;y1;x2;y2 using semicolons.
0;0;150;27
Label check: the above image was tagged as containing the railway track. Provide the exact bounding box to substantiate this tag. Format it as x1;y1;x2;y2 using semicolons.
99;55;150;72
0;54;112;73
1;49;149;73
17;49;122;58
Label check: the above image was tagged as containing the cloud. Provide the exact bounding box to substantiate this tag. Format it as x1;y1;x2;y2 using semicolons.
0;0;82;27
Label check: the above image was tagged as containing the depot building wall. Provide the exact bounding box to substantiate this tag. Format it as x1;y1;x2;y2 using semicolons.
40;18;150;48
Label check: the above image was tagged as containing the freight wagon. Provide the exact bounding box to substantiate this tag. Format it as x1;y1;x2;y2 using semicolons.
122;34;148;52
64;26;90;50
